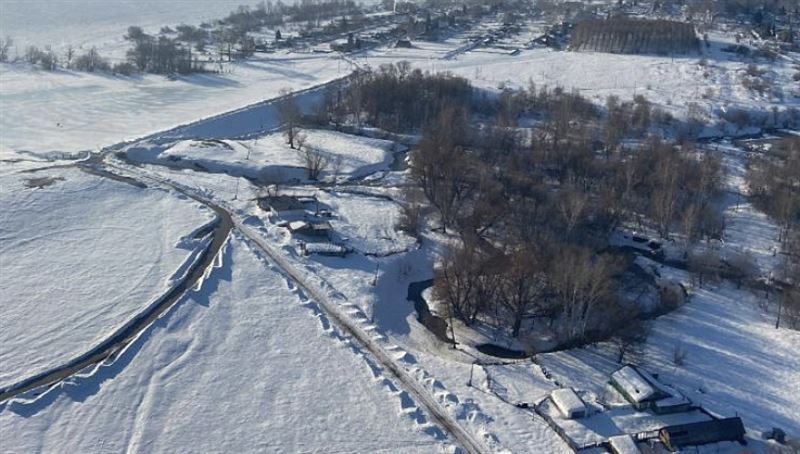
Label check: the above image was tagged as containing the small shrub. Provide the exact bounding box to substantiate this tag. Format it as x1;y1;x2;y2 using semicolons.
672;343;688;366
659;283;686;312
112;61;137;76
397;203;422;237
73;48;109;72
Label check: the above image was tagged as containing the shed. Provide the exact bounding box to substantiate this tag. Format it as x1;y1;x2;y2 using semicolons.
288;220;332;238
258;196;306;219
608;434;641;454
550;388;586;419
299;242;349;257
659;417;745;451
395;39;413;48
611;365;661;404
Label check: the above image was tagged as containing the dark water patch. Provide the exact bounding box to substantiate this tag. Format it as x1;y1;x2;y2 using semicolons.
475;343;528;359
407;280;452;344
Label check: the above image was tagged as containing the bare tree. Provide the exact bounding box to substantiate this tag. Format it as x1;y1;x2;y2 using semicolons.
0;36;13;62
277;88;302;149
295;142;329;180
64;44;75;69
499;247;548;338
611;318;651;364
551;247;623;344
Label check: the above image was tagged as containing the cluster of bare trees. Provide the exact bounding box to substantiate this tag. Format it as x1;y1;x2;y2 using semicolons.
320;63;474;132
277;88;332;180
323;63;726;345
0;36;12;62
749;137;800;246
124;26;202;75
5;37;111;73
749;136;800;325
570;18;699;55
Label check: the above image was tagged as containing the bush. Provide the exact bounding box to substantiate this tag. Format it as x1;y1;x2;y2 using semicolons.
659;282;686;312
112;61;137;76
672;343;688;366
73;48;109;72
397;203;422;237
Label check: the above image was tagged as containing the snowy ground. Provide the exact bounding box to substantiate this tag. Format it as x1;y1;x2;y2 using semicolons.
537;267;800;437
0;165;214;390
3;7;800;453
0;53;348;157
0;236;451;453
0;0;255;53
126;128;397;183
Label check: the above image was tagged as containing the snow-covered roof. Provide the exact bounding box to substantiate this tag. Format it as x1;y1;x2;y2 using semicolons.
288;221;308;231
608;434;641;454
611;366;656;403
551;388;586;419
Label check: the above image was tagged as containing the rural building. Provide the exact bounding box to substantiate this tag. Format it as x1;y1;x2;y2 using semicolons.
288;220;332;238
258;196;306;220
610;365;691;414
395;39;413;48
550;388;587;419
608;434;641;454
659;417;745;451
299;241;349;257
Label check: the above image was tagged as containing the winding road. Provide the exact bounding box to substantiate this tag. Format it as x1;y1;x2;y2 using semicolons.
2;110;489;454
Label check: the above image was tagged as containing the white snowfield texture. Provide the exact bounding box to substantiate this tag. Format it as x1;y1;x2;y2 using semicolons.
0;166;214;389
0;237;450;453
0;53;345;156
0;0;257;51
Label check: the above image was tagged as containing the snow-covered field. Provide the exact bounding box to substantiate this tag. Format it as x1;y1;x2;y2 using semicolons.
0;53;347;156
0;165;214;390
0;0;251;52
364;30;800;131
0;236;451;453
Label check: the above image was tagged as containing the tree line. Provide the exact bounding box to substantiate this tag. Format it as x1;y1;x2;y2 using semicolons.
570;18;699;55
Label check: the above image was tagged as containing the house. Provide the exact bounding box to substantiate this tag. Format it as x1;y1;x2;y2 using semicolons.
288;220;332;238
610;365;691;414
659;417;746;451
608;434;641;454
611;365;662;404
550;388;586;419
258;196;306;220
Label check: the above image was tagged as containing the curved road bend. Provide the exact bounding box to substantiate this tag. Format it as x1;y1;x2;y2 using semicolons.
0;165;234;403
2;161;488;452
100;161;490;454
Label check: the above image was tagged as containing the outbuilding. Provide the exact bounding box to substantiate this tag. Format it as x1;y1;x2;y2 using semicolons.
610;365;662;405
659;417;745;451
550;388;586;419
258;195;306;220
608;434;641;454
610;365;691;414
